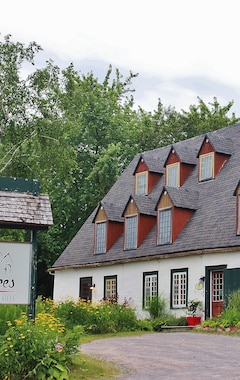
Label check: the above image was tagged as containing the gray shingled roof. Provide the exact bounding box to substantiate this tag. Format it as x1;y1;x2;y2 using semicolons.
197;133;233;157
0;191;53;229
51;122;240;270
158;186;199;210
92;201;124;223
124;194;156;217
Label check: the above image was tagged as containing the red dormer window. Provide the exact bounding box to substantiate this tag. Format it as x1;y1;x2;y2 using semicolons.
134;156;162;195
165;147;195;187
198;136;231;182
136;171;148;195
166;163;180;187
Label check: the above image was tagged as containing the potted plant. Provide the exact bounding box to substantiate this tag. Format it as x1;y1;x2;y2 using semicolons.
186;299;202;326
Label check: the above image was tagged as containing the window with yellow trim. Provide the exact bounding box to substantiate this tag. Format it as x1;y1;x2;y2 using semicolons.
166;163;180;187
136;171;148;195
104;275;117;301
199;152;214;181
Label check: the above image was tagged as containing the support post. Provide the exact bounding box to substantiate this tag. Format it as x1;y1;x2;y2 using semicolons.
28;230;38;321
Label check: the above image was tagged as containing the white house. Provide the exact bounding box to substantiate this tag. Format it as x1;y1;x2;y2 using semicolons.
50;123;240;319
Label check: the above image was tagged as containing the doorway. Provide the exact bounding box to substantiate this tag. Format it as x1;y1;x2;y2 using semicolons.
79;277;92;301
205;265;226;318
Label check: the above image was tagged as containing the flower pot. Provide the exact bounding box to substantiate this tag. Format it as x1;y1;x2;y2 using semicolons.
186;316;201;326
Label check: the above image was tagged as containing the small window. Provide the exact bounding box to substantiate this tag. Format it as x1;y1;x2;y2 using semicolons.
171;269;188;308
166;163;179;187
199;153;214;181
125;215;137;249
136;172;148;195
143;271;158;308
158;208;172;244
104;275;117;302
95;222;106;253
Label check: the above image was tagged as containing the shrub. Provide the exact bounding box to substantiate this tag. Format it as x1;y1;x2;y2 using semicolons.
137;319;153;331
53;298;139;334
148;295;167;319
0;312;81;379
0;304;27;335
228;289;240;310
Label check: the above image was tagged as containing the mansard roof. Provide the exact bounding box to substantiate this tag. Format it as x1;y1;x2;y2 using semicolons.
157;186;199;210
164;145;198;166
133;153;164;174
92;201;124;223
52;123;240;270
123;194;156;217
197;133;233;156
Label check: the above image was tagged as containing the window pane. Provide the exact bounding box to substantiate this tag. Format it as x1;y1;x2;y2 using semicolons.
158;209;172;244
95;222;106;253
105;277;117;301
167;164;178;187
172;271;187;307
137;173;147;195
200;155;213;180
125;216;137;249
144;273;158;307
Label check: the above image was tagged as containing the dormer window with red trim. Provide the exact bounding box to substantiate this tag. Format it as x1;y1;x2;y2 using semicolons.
166;163;180;187
136;171;148;195
164;146;196;187
199;152;214;181
134;155;163;195
123;195;156;250
233;181;240;235
95;221;107;253
156;187;198;245
92;202;124;254
198;135;232;182
125;214;138;249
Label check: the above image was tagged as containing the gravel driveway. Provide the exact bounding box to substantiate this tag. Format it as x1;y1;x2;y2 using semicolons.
81;332;240;379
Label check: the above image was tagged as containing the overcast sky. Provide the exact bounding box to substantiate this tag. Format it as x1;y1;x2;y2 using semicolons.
1;0;240;115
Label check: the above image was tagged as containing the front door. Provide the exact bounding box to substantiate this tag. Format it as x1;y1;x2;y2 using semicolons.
211;270;224;318
79;277;92;301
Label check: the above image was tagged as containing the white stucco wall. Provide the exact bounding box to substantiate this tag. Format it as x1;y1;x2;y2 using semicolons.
53;250;240;319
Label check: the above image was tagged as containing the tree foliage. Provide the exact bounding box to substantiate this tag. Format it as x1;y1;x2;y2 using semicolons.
0;33;239;295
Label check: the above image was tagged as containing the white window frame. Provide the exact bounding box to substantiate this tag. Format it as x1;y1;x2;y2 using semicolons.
124;215;138;250
166;163;180;187
136;171;148;195
143;272;158;308
158;208;172;245
171;269;188;308
95;221;106;253
199;153;214;181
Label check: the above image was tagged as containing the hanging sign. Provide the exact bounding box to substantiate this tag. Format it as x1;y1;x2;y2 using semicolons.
0;242;32;304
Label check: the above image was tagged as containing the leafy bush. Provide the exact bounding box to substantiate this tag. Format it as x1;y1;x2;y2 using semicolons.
0;312;81;379
148;295;167;319
53;298;139;334
0;304;27;335
228;289;240;310
137;319;153;331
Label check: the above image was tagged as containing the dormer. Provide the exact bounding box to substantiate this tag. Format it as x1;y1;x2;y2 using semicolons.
233;181;240;235
156;186;198;245
198;134;233;182
134;154;163;195
92;201;124;254
122;194;156;250
164;145;197;187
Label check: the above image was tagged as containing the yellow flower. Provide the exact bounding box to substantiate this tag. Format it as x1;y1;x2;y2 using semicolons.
7;337;11;341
